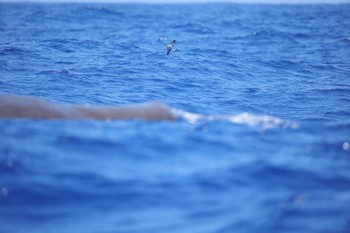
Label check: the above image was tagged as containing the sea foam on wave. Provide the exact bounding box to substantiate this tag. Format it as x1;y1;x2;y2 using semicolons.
172;109;299;129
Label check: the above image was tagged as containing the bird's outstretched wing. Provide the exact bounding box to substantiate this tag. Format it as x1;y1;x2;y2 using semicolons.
166;45;172;55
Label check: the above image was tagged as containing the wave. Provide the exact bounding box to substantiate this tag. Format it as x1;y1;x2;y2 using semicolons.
172;109;299;129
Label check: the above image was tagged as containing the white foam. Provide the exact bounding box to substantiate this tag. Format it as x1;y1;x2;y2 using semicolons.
171;109;299;129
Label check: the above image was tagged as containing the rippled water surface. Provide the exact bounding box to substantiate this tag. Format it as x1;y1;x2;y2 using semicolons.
1;3;350;233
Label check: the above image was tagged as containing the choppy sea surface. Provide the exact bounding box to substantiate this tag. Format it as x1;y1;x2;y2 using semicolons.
1;3;350;233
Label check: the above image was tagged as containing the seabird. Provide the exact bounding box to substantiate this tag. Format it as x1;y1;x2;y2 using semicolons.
166;40;176;55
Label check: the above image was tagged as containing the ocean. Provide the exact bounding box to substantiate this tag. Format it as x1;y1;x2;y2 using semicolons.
0;2;350;233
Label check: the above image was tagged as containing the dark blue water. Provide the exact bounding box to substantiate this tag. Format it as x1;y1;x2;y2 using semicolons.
1;3;350;233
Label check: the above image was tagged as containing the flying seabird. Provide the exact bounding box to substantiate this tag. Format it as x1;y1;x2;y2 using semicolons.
166;40;176;55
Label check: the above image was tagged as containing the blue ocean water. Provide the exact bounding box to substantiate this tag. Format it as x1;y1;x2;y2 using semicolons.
1;2;350;232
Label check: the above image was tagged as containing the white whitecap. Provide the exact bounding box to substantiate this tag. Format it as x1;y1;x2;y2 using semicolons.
171;108;298;129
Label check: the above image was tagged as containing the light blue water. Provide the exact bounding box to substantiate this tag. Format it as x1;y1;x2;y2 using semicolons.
0;3;350;233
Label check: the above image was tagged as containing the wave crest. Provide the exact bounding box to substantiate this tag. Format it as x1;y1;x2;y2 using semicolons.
172;109;299;129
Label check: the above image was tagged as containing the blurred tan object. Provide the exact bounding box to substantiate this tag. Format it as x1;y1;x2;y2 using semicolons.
0;95;175;121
